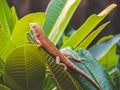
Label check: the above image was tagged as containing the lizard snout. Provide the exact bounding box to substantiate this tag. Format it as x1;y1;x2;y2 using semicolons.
29;23;38;28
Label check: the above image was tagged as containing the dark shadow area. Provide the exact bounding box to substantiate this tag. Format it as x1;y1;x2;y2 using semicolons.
7;0;120;44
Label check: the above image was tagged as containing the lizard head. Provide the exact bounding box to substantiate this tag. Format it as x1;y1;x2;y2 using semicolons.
29;23;44;38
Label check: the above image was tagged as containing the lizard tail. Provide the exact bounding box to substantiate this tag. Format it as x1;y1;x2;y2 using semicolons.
69;64;101;90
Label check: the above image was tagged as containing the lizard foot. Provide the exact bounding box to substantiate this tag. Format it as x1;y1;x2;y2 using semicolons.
63;53;84;62
56;56;67;71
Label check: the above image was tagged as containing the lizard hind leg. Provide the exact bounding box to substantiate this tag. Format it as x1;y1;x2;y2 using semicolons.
63;53;84;62
56;56;67;71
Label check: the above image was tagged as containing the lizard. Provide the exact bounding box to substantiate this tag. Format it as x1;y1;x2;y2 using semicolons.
29;23;101;90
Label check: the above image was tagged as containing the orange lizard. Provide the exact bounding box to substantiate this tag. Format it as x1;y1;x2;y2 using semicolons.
29;23;101;90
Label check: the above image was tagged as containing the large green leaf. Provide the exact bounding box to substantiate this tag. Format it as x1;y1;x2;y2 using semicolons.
43;0;81;45
62;4;117;48
46;55;82;90
26;31;82;90
0;1;17;61
89;34;120;69
76;21;110;49
12;12;45;46
0;84;11;90
42;47;115;90
0;28;16;61
25;34;82;90
43;0;66;36
4;45;46;90
0;0;16;35
60;47;115;90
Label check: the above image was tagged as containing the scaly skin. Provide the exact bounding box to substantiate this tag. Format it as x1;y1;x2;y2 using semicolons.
29;23;101;90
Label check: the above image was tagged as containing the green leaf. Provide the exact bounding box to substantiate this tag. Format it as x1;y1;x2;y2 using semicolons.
46;55;82;90
0;0;16;35
76;21;110;49
43;0;81;45
89;34;120;69
0;58;4;83
11;6;18;23
114;57;120;89
62;4;117;48
97;35;113;43
4;45;46;90
0;28;16;61
57;24;76;48
60;47;115;90
43;73;57;90
108;65;118;77
61;14;104;48
26;32;37;44
0;58;5;74
64;24;76;37
43;0;66;36
0;84;11;90
12;12;45;47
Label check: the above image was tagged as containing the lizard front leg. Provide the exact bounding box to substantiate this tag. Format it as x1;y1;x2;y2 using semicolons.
63;53;84;62
56;56;67;71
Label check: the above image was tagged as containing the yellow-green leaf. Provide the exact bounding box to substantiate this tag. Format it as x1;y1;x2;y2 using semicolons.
43;0;81;45
76;21;110;49
89;34;120;69
11;6;18;23
0;84;11;90
12;12;45;46
0;0;16;35
4;45;46;90
62;4;117;48
0;28;16;61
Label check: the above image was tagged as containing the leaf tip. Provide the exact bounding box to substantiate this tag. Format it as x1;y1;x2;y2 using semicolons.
98;4;117;16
